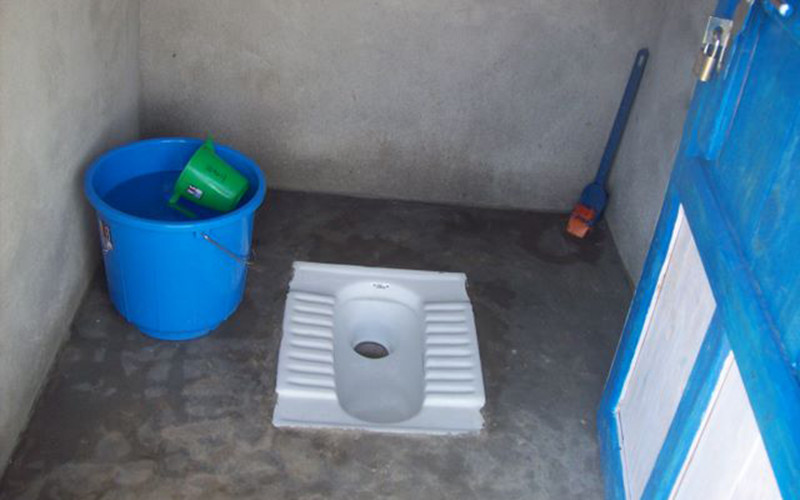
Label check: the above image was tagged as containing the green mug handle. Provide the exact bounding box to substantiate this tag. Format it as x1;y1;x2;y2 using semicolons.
168;193;197;218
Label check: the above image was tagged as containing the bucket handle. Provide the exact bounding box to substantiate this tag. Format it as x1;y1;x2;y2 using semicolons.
201;233;258;268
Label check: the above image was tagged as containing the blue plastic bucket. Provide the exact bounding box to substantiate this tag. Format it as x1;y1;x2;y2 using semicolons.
84;138;266;340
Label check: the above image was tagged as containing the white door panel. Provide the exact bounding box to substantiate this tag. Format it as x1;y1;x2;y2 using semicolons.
671;354;780;500
618;207;716;499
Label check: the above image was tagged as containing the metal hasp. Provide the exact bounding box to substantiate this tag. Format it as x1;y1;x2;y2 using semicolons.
691;0;785;83
693;16;733;82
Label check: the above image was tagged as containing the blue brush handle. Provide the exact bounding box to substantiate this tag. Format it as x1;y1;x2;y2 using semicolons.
594;48;649;187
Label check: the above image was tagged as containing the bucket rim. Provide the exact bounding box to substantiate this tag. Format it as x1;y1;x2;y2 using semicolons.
84;137;267;231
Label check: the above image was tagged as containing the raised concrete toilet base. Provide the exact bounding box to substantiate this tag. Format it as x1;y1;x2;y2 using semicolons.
273;262;485;434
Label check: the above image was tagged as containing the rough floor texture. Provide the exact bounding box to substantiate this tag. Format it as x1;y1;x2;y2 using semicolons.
0;191;632;499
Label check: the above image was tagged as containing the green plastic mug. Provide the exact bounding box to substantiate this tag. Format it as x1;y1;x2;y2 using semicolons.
169;138;249;218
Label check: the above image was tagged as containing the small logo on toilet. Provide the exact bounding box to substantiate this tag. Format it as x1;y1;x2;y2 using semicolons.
372;282;390;290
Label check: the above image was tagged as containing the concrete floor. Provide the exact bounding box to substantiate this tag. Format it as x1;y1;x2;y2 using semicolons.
0;191;632;499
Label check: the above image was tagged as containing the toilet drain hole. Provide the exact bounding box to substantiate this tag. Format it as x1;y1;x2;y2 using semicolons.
354;341;389;359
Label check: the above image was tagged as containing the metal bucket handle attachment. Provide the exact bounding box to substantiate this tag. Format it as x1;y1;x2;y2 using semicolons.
201;232;259;269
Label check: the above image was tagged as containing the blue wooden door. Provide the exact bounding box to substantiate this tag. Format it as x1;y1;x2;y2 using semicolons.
599;0;800;498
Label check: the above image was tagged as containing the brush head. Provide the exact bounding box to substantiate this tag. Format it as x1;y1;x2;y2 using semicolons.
566;204;596;238
566;182;608;238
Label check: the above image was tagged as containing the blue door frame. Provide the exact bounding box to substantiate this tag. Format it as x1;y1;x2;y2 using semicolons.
598;1;800;498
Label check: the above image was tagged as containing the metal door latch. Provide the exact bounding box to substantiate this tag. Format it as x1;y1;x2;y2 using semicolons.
693;16;733;82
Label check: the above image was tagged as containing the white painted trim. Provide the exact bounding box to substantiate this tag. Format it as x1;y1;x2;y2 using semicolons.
618;207;716;499
616;206;685;499
668;352;734;499
617;206;686;407
669;354;781;499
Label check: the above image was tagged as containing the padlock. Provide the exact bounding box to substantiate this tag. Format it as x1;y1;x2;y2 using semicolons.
693;49;717;82
693;32;722;82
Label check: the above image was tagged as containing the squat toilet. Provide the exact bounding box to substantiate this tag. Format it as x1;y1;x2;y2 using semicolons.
273;262;485;434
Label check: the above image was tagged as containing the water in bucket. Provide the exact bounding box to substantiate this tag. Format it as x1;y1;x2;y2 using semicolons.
105;171;226;221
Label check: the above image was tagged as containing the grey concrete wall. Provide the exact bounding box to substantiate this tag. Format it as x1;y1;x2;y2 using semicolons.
605;0;716;280
140;0;659;210
0;1;140;472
